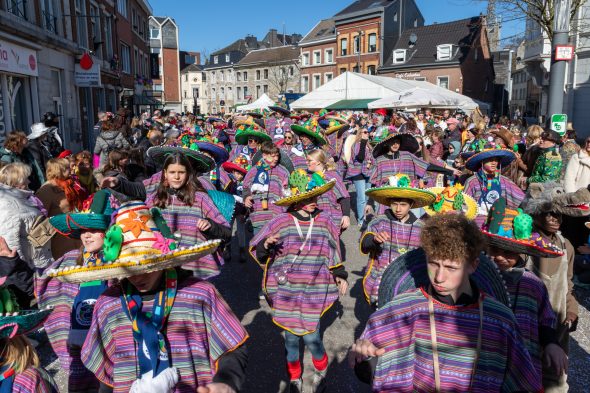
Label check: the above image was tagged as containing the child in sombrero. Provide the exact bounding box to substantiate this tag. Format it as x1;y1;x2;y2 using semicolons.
35;190;114;392
46;201;249;393
360;175;436;307
249;170;348;393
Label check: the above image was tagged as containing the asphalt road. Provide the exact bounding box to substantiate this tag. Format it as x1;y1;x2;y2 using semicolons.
38;209;590;392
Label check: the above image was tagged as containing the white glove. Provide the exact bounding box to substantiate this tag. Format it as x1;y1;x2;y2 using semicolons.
130;367;179;393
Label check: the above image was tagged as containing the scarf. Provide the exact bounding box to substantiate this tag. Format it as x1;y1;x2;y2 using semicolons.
120;269;177;378
0;364;15;393
76;172;97;194
476;168;503;209
209;167;220;188
252;159;271;193
54;178;85;211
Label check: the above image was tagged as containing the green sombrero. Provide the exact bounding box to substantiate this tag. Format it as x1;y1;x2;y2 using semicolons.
290;118;327;146
366;175;436;208
49;190;113;239
0;286;52;339
275;169;336;207
147;132;216;173
235;123;272;145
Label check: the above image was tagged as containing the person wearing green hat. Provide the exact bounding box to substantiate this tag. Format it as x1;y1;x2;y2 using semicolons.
230;121;272;167
527;130;563;184
289;118;328;171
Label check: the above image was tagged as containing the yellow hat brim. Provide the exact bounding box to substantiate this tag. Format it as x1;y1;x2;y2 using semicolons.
325;124;346;136
274;180;336;207
422;187;478;220
365;187;436;208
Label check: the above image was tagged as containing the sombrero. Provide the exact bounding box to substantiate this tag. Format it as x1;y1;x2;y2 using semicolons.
235;123;272;145
222;156;250;175
46;201;221;283
207;190;236;223
275;169;336;207
147;132;216;174
268;106;291;116
322;116;348;136
423;185;478;220
196;138;229;164
372;132;419;158
0;286;51;339
49;190;114;239
464;136;516;171
207;116;223;123
377;248;511;308
290;118;327;146
366;174;436;209
482;198;563;258
251;150;294;173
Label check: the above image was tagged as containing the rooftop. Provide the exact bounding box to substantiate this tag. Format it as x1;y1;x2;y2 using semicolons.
335;0;395;17
300;19;336;44
237;45;300;66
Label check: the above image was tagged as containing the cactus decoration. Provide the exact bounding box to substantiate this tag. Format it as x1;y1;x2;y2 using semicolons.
513;209;533;240
288;169;326;195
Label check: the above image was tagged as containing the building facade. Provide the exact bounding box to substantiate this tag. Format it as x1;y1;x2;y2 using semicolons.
299;19;337;93
180;63;206;114
149;16;181;112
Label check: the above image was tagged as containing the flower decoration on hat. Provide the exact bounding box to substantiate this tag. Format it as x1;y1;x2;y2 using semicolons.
432;184;465;212
118;210;150;238
423;183;478;219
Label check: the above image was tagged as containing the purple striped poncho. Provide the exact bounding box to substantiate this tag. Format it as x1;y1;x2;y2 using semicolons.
361;288;541;392
503;270;557;379
317;170;350;228
463;174;525;227
81;278;248;393
242;164;290;232
284;148;307;171
265;118;293;140
360;215;423;305
143;171;162;196
369;152;429;186
200;168;232;192
249;212;342;335
12;367;58;393
34;250;101;392
327;132;345;161
344;141;374;180
146;191;230;279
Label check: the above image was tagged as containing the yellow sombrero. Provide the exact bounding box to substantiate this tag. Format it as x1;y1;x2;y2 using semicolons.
423;185;478;219
324;116;348;135
275;170;336;207
366;175;436;208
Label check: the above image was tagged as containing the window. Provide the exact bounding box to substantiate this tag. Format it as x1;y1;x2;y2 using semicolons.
134;47;139;74
323;49;333;64
237;87;242;100
117;0;127;18
264;69;269;79
211;71;216;82
7;0;28;20
227;87;232;99
185;54;196;64
256;86;261;98
214;56;219;64
413;19;418;27
150;28;160;39
367;65;376;75
302;52;310;66
104;15;113;58
289;66;294;76
121;43;131;73
225;53;230;62
219;71;224;81
144;54;148;76
340;38;348;56
313;50;321;65
184;90;187;98
243;72;248;81
227;70;233;82
340;67;347;75
437;44;452;61
184;74;188;82
353;35;360;54
131;8;137;32
237;72;241;81
352;65;360;73
89;4;101;55
393;49;406;64
325;73;333;83
263;85;268;94
212;88;216;99
256;70;261;80
414;77;426;81
220;87;225;99
437;76;449;89
75;0;88;48
313;74;321;90
41;0;60;34
153;84;163;91
243;86;249;97
368;33;377;53
301;76;309;93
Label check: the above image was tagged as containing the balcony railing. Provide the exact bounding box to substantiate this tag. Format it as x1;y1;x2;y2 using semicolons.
42;10;57;33
7;0;27;21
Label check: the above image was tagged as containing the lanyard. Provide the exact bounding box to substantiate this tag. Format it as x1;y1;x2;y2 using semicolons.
293;215;314;253
428;291;483;392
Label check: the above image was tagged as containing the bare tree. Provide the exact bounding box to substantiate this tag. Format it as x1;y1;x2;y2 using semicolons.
267;61;300;94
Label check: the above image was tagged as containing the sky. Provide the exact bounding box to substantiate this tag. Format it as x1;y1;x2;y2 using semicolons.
149;0;524;59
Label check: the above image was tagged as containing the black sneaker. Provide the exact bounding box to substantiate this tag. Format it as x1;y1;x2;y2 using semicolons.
289;378;304;393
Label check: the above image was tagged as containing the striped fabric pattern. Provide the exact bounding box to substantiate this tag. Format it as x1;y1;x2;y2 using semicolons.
143;171;162;196
249;213;342;335
146;191;230;279
503;270;557;378
344;141;374;179
12;367;58;393
242;164;290;231
327;132;345;161
34;250;100;391
361;215;424;304
284;149;307;171
362;288;541;393
317;170;350;228
81;278;248;393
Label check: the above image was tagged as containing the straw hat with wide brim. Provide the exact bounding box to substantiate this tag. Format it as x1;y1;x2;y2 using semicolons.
465;148;516;171
483;231;563;258
147;146;216;174
290;124;327;146
275;179;336;207
377;248;510;308
372;133;419;158
423;186;478;220
47;201;222;283
366;186;436;209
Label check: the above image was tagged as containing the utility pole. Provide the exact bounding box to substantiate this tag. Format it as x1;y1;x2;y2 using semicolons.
547;0;571;120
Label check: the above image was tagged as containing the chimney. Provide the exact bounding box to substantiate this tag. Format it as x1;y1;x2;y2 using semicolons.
245;35;258;49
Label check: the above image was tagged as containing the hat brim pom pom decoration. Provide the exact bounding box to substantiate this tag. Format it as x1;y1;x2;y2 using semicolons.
103;225;123;262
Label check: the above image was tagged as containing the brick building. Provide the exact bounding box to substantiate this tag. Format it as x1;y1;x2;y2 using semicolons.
379;16;495;104
334;0;423;76
299;19;337;93
149;16;181;112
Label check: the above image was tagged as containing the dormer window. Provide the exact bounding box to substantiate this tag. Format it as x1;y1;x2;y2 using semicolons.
437;44;453;61
393;49;406;64
225;53;230;62
214;55;219;64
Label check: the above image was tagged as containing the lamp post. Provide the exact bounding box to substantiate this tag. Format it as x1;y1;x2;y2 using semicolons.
547;0;571;120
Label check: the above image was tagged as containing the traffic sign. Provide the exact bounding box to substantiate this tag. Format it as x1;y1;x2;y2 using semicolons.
555;45;575;61
550;114;567;135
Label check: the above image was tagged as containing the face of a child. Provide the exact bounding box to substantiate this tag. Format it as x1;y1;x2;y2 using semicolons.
128;270;164;293
248;138;260;149
80;229;105;253
536;212;562;234
427;257;476;301
482;157;500;173
488;246;519;271
164;163;188;189
262;152;280;168
306;156;322;173
299;196;318;213
232;171;244;181
300;135;313;147
389;199;413;221
454;157;464;168
77;159;92;175
389;141;400;153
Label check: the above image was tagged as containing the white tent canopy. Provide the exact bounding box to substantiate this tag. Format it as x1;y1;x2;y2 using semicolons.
368;86;480;112
236;93;275;111
290;72;483;112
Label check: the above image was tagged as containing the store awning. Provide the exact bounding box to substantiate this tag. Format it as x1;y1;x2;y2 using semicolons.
326;98;378;110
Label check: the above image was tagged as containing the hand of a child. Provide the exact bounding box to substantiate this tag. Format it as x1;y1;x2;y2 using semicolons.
348;339;385;368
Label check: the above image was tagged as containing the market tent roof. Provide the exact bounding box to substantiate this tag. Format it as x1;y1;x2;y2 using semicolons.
367;86;479;112
290;72;432;110
236;93;276;111
326;98;379;109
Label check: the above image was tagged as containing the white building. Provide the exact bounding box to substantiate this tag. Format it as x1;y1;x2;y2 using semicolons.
180;64;206;114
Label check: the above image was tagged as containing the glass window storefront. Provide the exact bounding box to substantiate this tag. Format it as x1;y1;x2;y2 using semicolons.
0;73;34;143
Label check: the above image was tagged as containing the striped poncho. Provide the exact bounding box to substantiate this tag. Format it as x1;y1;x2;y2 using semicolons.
344;141;374;180
242;164;290;232
361;287;541;392
360;213;423;305
81;278;248;393
143;171;162;196
369;152;429;186
316;170;350;228
12;367;58;393
249;212;342;335
503;269;557;379
34;250;101;392
146;191;230;279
